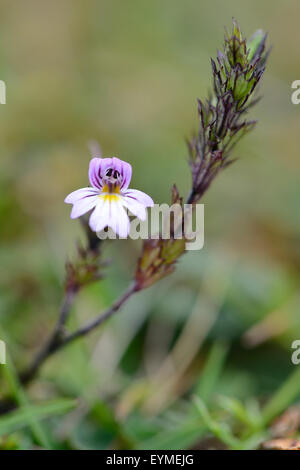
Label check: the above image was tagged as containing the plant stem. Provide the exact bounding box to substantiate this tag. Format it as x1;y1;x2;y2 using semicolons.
20;288;76;385
62;282;137;345
20;282;137;385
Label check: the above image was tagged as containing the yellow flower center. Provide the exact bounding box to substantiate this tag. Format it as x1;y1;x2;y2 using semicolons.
103;194;120;203
100;184;121;203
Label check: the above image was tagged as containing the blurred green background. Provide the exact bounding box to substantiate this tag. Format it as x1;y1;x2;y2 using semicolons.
1;0;300;450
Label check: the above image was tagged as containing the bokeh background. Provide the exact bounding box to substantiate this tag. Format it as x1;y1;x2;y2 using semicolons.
1;0;300;450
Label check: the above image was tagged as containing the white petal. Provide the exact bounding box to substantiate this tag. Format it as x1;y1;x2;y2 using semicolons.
122;195;147;220
70;195;98;219
108;200;130;238
123;189;154;207
65;187;99;204
89;198;109;232
88;196;130;237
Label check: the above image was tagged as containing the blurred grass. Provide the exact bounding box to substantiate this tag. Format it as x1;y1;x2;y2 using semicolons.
1;0;300;449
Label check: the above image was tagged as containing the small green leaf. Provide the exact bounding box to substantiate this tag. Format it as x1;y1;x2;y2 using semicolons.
0;399;76;437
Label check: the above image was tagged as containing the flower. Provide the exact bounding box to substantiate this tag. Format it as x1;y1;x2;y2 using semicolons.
65;157;154;237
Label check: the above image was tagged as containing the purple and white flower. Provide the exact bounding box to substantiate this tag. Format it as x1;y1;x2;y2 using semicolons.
65;157;154;237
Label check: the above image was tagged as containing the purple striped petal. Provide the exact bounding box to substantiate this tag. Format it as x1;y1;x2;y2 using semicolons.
122;188;154;207
111;157;132;190
88;157;132;190
88;158;106;189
